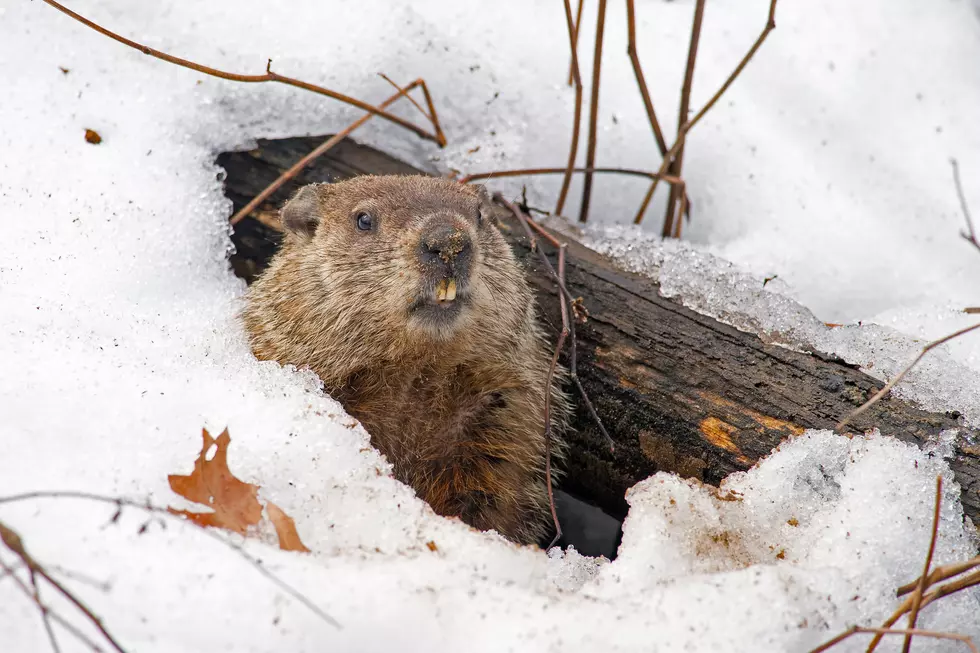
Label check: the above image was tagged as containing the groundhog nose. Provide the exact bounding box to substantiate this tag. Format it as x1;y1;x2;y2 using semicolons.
419;224;472;271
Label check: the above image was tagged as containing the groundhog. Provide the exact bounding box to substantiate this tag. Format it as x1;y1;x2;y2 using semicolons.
242;175;567;545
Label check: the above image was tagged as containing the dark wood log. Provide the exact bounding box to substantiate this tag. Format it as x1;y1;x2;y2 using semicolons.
217;136;980;541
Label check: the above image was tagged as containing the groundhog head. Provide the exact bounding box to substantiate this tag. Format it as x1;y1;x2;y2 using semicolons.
278;175;524;345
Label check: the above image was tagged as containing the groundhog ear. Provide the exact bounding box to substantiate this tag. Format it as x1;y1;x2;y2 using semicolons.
280;185;324;238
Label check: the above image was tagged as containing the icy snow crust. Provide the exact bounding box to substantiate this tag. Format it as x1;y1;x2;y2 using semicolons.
2;1;979;651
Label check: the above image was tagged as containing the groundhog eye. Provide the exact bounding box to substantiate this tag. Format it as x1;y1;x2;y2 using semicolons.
355;212;374;231
476;209;484;227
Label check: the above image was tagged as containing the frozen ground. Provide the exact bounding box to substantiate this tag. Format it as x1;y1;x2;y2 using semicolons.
1;0;979;651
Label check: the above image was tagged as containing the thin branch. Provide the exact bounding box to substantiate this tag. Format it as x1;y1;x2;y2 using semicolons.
635;0;778;227
462;166;683;185
230;78;433;225
29;569;63;653
566;0;585;87
661;0;706;238
897;557;980;597
39;0;443;146
901;475;943;653
496;195;617;499
1;520;127;653
556;0;586;216
835;322;980;432
811;626;978;653
625;0;668;156
0;492;340;629
951;158;979;253
578;0;608;223
0;555;107;653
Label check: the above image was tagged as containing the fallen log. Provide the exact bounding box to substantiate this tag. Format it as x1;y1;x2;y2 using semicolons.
217;136;980;549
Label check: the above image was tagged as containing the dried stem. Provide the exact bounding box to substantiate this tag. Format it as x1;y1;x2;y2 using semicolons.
625;0;668;156
578;0;608;223
39;0;444;146
0;492;340;629
462;166;682;186
566;0;585;87
661;0;706;237
810;626;978;653
835;322;980;432
635;0;779;228
897;557;980;597
901;475;943;653
230;78;437;225
494;194;617;546
1;520;127;652
951;158;979;253
556;0;586;216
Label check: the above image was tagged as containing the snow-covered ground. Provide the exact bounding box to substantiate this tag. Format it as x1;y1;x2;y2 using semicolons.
1;1;979;651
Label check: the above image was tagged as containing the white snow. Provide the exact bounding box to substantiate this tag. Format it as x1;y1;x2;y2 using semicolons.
2;0;979;652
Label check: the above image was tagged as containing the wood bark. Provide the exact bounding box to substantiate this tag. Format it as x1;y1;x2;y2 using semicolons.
218;135;980;534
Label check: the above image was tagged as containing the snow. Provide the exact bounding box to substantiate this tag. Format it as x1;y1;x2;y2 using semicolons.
1;0;979;652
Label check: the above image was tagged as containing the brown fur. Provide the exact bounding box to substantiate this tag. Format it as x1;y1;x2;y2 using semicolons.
241;175;567;544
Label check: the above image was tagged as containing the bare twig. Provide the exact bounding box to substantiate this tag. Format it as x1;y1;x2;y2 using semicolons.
566;0;585;87
901;476;943;653
556;0;586;216
951;158;979;253
462;166;682;186
1;520;127;652
39;0;444;146
0;492;340;628
494;194;617;546
578;0;608;223
635;0;779;228
810;626;978;653
661;0;706;238
30;570;62;653
835;322;980;432
897;557;980;597
230;78;439;225
625;0;668;156
0;555;108;653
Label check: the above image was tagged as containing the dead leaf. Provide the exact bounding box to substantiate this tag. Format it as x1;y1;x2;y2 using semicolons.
59;66;70;75
168;428;263;535
168;428;311;553
267;502;310;553
84;129;102;145
426;541;438;552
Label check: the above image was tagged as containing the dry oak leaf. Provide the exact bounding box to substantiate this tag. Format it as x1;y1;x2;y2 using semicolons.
167;428;311;553
168;428;263;535
84;129;102;144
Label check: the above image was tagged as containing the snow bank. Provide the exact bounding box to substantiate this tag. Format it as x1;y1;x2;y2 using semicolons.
2;0;979;651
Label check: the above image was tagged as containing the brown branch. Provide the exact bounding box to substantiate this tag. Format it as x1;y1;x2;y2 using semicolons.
39;0;444;146
634;0;779;228
835;322;980;432
556;0;586;216
625;0;668;156
495;194;617;546
0;555;108;653
230;78;434;225
1;520;127;653
951;158;979;253
30;569;62;653
901;475;943;653
0;492;340;628
578;0;608;223
461;166;683;186
661;0;706;238
810;626;978;653
566;0;585;87
897;557;980;597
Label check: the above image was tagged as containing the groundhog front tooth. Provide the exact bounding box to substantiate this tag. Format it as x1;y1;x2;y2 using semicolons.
436;278;448;301
445;279;457;302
